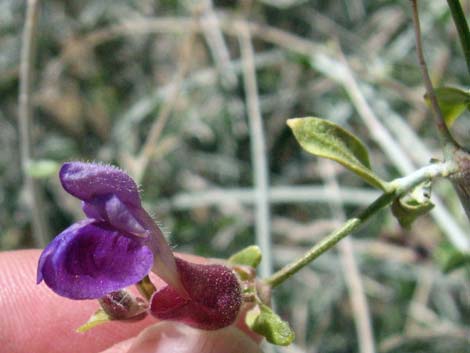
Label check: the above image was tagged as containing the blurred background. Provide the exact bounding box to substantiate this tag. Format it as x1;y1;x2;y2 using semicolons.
1;0;470;352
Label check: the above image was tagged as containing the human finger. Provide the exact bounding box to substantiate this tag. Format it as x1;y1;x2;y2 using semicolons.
0;250;208;353
126;322;263;353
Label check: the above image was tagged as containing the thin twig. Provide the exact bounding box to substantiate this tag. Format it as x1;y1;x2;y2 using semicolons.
265;161;457;288
410;0;460;151
18;0;47;247
239;24;272;278
447;0;470;77
273;241;418;267
157;186;379;211
379;326;469;353
333;50;415;173
198;0;237;87
330;48;470;252
132;30;196;183
60;15;470;251
404;269;433;334
115;50;283;137
321;160;376;353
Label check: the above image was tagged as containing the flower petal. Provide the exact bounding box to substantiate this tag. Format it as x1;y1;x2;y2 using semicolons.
82;195;148;237
131;209;188;298
60;162;141;207
37;219;153;299
61;162;186;298
150;258;241;330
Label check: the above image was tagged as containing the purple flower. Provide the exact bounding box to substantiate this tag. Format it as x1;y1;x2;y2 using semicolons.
37;162;243;332
37;162;185;299
150;258;242;330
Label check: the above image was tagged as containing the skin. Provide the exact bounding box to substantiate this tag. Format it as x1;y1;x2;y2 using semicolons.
0;250;263;353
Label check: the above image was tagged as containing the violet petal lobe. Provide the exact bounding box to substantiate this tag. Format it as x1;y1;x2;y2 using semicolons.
60;162;141;208
150;258;242;330
37;219;153;299
137;208;189;298
82;194;148;237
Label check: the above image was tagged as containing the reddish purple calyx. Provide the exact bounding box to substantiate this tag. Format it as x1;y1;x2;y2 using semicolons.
150;258;242;330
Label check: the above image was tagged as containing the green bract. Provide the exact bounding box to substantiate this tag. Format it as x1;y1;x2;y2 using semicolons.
391;182;434;229
391;197;434;229
246;303;295;346
287;117;387;190
76;309;112;333
228;245;262;268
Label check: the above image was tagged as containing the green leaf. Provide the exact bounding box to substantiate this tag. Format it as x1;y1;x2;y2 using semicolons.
76;309;112;333
425;86;470;127
246;304;295;346
228;245;262;268
287;117;387;190
435;243;470;273
26;159;60;179
391;182;434;228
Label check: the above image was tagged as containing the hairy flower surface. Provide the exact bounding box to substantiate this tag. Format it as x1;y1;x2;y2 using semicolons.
37;219;153;299
37;162;182;299
150;258;242;330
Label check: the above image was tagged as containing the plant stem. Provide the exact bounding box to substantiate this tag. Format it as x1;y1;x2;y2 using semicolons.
410;0;461;152
447;0;470;77
264;161;457;288
133;29;195;183
239;24;272;278
265;193;392;288
321;160;375;353
18;0;47;247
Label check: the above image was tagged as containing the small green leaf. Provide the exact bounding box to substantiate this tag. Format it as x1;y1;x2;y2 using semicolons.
435;243;470;273
391;182;434;228
287;117;387;190
26;159;60;179
246;304;295;346
228;245;262;268
425;86;470;127
76;309;112;333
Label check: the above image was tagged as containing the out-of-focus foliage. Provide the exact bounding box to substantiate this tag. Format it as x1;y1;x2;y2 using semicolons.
1;1;469;352
425;86;470;126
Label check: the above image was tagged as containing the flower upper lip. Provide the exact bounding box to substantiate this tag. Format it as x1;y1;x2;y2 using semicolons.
59;161;142;208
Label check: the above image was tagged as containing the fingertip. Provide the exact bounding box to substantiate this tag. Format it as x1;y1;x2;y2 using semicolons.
0;250;152;353
127;322;263;353
99;338;134;353
0;249;259;353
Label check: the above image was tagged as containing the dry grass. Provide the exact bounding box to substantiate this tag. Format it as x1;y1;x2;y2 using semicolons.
1;1;469;352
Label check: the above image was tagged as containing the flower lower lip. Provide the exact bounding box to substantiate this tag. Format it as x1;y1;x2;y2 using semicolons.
37;219;154;299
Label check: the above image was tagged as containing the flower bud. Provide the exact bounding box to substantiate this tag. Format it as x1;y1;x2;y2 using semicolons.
99;290;147;321
150;258;242;330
